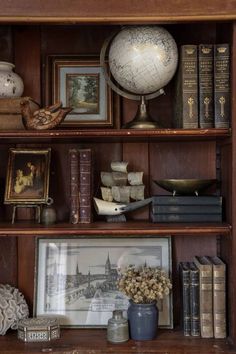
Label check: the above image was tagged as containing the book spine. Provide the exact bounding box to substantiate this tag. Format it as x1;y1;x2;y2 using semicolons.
189;264;200;336
69;149;79;224
194;257;213;338
198;44;214;128
152;196;222;206
214;44;230;128
151;213;222;223
212;260;226;338
179;45;199;128
79;148;93;223
180;262;191;336
152;204;222;214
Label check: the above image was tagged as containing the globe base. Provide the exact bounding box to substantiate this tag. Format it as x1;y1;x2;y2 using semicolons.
123;118;161;129
122;96;162;129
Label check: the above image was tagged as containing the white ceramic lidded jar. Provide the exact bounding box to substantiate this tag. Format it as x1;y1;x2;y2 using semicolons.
0;61;24;97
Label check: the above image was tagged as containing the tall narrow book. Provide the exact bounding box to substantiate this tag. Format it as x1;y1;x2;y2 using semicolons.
189;262;200;336
198;44;214;128
179;262;191;336
208;256;226;338
174;45;198;129
214;44;230;128
69;149;79;224
79;148;93;223
193;256;213;338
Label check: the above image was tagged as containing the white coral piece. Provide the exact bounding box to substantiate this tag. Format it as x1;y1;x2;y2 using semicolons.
0;284;29;335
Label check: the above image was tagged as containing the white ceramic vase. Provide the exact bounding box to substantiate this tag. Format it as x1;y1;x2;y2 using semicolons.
0;61;24;97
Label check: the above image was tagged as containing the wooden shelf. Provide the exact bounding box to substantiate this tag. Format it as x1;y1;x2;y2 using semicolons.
0;221;231;236
0;128;230;143
0;328;234;353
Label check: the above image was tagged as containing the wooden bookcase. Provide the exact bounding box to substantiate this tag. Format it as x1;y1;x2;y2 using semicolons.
0;1;235;353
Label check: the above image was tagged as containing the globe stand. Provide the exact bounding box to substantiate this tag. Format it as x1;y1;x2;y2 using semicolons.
100;31;166;129
123;96;162;129
100;26;177;129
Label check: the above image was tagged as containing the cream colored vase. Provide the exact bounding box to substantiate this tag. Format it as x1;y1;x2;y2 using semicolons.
0;61;24;97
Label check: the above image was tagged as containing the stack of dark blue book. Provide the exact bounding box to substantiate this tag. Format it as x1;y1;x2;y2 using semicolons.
151;196;222;222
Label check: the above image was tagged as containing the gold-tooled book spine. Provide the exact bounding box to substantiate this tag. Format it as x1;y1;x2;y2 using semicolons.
210;256;226;338
214;44;230;128
69;149;80;224
174;45;198;129
79;148;93;224
198;44;214;128
193;256;213;338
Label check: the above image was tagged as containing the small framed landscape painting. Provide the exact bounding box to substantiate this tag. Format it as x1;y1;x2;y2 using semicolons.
34;236;173;328
4;148;51;204
49;56;113;127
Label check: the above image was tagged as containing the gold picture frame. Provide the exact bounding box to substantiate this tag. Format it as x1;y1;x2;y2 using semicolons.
46;55;113;127
4;148;51;204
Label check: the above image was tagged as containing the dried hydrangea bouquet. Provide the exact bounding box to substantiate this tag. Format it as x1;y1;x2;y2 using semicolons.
117;265;172;340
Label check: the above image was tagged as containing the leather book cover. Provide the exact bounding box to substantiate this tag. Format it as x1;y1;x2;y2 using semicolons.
152;204;222;215
193;256;213;338
198;44;214;128
0;97;39;130
151;213;222;223
174;45;198;129
189;262;200;336
79;148;93;223
152;196;222;206
179;262;191;336
69;149;80;224
214;44;230;128
207;256;226;338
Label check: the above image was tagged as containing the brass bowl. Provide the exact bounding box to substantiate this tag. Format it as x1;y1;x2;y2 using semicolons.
153;179;217;196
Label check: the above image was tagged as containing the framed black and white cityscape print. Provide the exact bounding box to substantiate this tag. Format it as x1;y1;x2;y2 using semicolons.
34;236;172;328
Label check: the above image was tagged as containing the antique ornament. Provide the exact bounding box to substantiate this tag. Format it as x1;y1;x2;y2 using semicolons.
41;197;57;225
0;61;24;98
0;284;29;335
18;317;60;342
21;100;71;130
94;161;151;221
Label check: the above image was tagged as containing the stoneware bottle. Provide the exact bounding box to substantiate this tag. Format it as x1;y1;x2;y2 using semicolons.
107;310;129;343
41;197;57;225
0;61;24;97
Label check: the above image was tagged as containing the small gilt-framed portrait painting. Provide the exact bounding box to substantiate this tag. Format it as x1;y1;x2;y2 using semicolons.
47;56;113;127
4;148;51;204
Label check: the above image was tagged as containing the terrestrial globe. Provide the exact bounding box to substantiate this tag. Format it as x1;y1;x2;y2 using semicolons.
101;26;178;128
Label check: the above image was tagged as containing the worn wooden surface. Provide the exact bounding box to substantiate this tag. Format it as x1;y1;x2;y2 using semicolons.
1;329;236;353
0;0;235;22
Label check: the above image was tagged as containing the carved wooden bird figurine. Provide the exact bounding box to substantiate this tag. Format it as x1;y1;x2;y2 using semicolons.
21;100;72;130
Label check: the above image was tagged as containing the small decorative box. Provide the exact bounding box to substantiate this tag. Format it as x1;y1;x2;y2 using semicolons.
17;318;60;342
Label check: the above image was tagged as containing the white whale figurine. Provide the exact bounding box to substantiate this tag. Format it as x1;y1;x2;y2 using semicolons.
93;197;152;216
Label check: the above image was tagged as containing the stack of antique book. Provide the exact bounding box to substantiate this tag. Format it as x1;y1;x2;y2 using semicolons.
151;196;222;222
179;257;226;338
174;43;230;129
69;148;93;224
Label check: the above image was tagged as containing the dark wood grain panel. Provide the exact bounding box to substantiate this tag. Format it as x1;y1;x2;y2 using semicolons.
0;237;17;286
0;0;235;21
14;26;41;103
0;26;13;62
17;236;36;313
